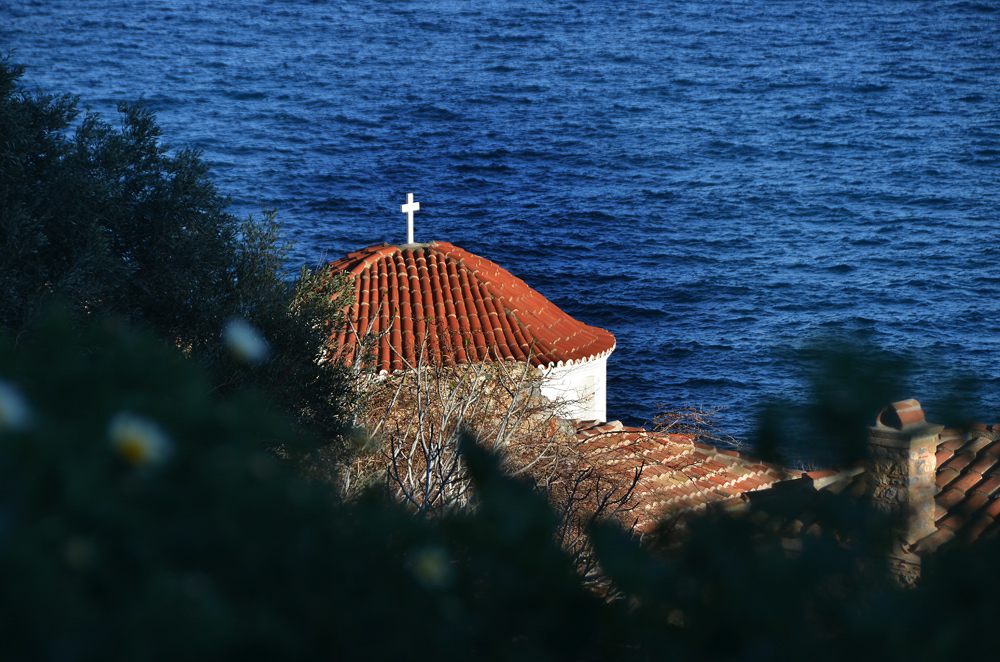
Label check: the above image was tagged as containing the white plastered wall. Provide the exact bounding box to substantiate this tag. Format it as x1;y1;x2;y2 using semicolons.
539;355;608;423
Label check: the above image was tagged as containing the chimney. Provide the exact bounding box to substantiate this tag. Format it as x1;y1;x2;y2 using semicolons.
868;398;942;584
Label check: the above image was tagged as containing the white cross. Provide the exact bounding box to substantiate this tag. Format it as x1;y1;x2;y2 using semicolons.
401;192;420;244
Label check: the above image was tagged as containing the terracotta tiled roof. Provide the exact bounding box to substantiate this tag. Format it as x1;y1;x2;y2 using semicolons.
739;425;1000;555
574;421;799;534
580;414;1000;553
326;242;616;374
916;425;1000;552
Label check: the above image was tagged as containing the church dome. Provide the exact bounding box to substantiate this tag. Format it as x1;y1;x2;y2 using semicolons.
325;241;615;375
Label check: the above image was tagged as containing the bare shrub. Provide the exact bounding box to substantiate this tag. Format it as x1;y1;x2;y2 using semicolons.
541;456;643;591
652;403;746;451
353;356;556;514
336;320;643;591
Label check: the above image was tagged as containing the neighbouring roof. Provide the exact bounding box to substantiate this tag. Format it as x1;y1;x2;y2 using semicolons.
582;417;1000;552
326;242;616;374
575;421;801;534
904;426;1000;552
743;425;1000;554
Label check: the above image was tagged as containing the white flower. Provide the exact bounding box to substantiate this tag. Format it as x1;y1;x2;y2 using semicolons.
0;378;32;433
222;318;270;364
108;412;173;467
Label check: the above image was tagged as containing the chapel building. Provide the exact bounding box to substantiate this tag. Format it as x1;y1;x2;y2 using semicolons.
325;240;616;421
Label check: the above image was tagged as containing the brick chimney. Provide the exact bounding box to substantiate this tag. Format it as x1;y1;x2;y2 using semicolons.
868;398;942;584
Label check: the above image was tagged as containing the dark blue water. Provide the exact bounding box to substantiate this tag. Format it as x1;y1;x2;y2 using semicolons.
4;0;1000;447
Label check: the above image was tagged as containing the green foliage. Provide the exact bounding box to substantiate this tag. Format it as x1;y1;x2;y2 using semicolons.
592;493;899;660
0;312;617;660
0;56;352;445
7;312;992;661
2;57;230;339
206;207;355;449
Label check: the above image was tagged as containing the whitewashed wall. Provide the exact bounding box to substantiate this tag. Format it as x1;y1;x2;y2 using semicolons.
539;356;608;422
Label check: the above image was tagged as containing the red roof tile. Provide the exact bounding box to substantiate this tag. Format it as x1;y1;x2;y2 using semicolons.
763;425;1000;556
917;428;1000;552
325;242;616;374
973;474;1000;496
573;422;790;534
590;409;1000;557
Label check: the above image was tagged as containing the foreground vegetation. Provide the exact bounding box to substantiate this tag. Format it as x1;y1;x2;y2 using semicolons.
2;57;998;659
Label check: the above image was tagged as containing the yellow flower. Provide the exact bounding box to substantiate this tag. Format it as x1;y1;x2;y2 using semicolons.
108;412;173;467
222;318;270;364
0;378;32;433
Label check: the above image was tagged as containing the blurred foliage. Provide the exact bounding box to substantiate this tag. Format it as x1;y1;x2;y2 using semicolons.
0;311;612;660
1;309;996;661
0;56;353;447
754;337;913;467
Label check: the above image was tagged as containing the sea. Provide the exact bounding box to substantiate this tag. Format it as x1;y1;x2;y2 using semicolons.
3;0;999;459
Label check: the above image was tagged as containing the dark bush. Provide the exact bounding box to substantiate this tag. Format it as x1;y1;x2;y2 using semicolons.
0;56;352;446
0;311;612;660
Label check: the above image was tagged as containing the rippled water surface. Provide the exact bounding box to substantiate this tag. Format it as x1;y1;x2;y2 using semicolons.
4;0;999;449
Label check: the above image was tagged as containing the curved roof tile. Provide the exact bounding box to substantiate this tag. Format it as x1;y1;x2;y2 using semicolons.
326;242;616;374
